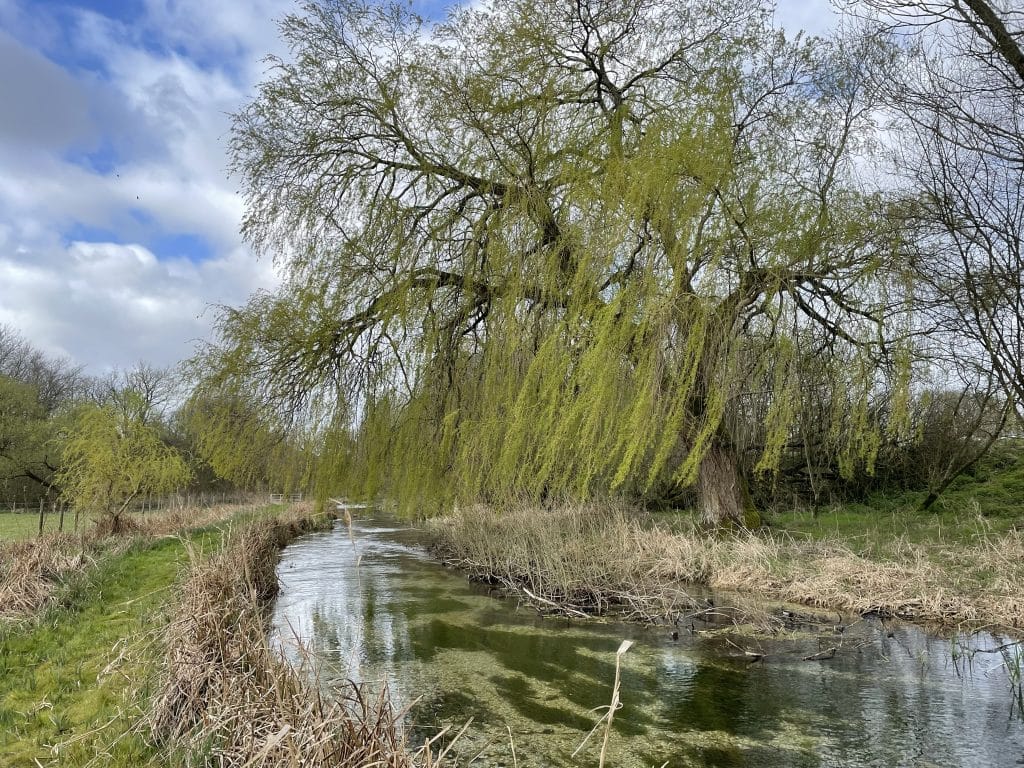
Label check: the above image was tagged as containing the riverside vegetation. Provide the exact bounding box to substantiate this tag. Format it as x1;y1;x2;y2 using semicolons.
431;498;1024;631
2;0;1024;764
0;502;387;767
431;445;1024;630
148;511;464;768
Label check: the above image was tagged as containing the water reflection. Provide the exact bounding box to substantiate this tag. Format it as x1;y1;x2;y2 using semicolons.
270;516;1024;767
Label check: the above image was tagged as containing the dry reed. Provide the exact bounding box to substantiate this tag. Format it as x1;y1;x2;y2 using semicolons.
0;502;267;621
149;509;451;768
431;504;1024;630
0;533;93;617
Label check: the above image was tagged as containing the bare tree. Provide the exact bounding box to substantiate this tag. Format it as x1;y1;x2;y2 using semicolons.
0;325;84;410
854;0;1024;419
89;362;179;427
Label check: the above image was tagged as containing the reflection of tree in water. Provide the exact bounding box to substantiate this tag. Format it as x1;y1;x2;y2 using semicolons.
272;519;1024;767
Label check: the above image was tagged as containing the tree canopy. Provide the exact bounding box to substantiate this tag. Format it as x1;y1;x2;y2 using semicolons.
57;399;192;532
861;0;1024;423
197;0;918;522
0;326;84;501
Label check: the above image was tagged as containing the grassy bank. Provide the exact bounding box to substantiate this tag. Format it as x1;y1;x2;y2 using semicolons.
0;502;331;767
149;510;444;768
0;503;267;621
430;502;1024;632
0;511;67;540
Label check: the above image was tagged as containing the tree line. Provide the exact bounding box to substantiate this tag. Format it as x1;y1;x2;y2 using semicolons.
0;325;312;531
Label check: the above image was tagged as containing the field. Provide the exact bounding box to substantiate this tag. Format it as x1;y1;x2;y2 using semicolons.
0;510;70;540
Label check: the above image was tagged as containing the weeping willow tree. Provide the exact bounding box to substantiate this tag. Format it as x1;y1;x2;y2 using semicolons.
198;0;912;524
178;386;319;494
57;399;192;533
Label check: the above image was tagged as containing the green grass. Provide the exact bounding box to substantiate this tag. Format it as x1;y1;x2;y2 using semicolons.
0;511;71;541
770;503;1017;557
0;505;284;767
769;452;1024;557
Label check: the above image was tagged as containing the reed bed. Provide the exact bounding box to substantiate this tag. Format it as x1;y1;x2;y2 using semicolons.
149;509;450;768
431;504;1024;630
0;533;93;617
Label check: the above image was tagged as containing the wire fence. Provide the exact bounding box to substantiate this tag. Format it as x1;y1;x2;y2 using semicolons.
0;491;287;537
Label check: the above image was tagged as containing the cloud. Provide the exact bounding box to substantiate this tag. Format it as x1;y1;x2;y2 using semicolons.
0;239;278;370
0;30;97;151
0;0;292;371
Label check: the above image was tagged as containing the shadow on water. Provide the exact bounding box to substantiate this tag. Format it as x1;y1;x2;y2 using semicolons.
270;515;1024;767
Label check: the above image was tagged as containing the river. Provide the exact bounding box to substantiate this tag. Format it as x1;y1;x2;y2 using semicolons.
269;514;1024;767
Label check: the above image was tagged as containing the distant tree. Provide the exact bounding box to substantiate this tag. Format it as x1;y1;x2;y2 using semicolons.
0;375;60;498
204;0;913;524
909;383;1011;510
0;325;84;410
89;362;179;428
0;326;84;500
57;399;192;533
178;387;313;493
853;0;1024;418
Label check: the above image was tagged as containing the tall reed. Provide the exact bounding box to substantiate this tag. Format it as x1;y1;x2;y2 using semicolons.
149;511;450;768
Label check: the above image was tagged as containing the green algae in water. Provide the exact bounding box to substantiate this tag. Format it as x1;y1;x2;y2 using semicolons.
270;518;1024;767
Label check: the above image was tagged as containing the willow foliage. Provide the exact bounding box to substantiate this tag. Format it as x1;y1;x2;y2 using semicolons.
57;401;192;529
197;0;912;521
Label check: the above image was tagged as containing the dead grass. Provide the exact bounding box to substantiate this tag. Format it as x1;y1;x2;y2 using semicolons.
137;501;267;538
430;504;1024;631
0;502;268;622
149;509;455;768
0;533;94;617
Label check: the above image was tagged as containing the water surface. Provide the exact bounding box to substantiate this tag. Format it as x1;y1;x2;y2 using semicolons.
270;516;1024;767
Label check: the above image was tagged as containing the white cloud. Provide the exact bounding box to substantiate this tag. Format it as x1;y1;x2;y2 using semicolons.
0;239;277;370
0;0;293;372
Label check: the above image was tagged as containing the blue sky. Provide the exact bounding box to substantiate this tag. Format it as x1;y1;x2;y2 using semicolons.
0;0;835;371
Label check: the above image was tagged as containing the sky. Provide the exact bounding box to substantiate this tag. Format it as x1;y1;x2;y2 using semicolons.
0;0;836;373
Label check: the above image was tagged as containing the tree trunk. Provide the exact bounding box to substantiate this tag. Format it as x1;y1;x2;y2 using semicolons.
696;440;759;528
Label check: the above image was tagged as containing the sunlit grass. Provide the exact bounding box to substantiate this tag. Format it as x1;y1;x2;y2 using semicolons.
0;535;198;765
0;504;287;766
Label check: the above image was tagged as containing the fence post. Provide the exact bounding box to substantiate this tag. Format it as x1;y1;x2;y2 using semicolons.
59;504;65;533
38;498;45;537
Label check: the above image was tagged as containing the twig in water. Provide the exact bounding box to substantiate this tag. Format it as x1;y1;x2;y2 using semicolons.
521;586;590;619
507;725;518;768
803;647;837;661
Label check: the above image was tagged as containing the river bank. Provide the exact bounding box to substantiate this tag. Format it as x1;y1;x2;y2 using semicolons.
428;503;1024;632
271;511;1024;767
147;504;434;768
0;502;340;767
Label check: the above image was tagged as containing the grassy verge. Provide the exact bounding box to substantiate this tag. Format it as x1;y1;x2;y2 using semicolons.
430;502;1024;632
148;510;441;768
0;503;269;621
0;502;323;767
